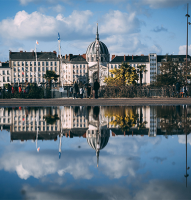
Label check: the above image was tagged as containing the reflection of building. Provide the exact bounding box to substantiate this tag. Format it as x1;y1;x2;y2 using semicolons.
10;107;60;142
0;107;12;132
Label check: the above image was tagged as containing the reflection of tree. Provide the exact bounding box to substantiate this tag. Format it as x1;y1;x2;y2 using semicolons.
157;106;191;135
43;107;59;125
105;107;147;132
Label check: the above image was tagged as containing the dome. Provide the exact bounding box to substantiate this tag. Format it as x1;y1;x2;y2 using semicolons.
86;41;109;55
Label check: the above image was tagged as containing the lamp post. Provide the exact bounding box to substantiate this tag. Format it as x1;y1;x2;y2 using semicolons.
185;3;191;85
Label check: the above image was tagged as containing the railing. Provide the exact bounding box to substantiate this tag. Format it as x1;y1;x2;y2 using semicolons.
99;85;191;98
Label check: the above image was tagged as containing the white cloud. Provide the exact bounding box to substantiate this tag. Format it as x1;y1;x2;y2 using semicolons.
139;0;191;9
100;10;141;35
178;44;191;55
0;10;93;41
51;4;64;13
178;134;191;145
19;0;71;5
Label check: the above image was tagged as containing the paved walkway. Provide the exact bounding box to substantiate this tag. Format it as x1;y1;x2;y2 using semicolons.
0;97;190;106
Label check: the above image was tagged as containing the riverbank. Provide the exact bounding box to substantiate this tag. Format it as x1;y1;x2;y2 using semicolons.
0;97;190;107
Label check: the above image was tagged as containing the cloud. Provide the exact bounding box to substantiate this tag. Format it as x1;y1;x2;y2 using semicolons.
21;179;191;200
99;10;141;35
139;0;191;9
178;44;191;55
51;4;65;13
0;10;93;42
0;150;94;180
178;134;191;145
19;0;70;5
152;26;168;32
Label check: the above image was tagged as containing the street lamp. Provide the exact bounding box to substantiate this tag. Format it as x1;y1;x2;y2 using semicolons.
185;3;191;85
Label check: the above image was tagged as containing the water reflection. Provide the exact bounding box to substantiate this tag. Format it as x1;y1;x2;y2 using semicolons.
0;105;191;199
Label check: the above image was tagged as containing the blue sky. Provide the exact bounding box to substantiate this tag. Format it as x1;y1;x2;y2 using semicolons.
1;0;191;62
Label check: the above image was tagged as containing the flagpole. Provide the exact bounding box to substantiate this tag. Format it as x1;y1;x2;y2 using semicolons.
35;42;38;85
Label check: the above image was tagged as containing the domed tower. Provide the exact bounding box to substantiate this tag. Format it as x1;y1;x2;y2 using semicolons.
86;24;110;86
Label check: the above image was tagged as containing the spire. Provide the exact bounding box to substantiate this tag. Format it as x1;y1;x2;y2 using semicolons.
96;23;99;41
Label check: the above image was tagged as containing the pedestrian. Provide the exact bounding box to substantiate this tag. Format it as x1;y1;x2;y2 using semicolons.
73;81;79;99
19;85;22;93
80;87;83;99
93;79;100;99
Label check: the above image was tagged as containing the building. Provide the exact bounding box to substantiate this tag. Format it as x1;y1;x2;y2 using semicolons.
61;54;88;86
0;62;11;88
9;51;59;86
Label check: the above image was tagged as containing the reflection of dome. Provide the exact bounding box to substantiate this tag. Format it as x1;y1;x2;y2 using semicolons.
86;130;110;151
86;41;109;55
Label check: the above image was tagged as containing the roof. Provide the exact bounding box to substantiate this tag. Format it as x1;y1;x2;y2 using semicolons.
10;51;58;61
62;54;88;64
86;40;109;55
0;63;10;68
157;55;190;62
110;55;149;63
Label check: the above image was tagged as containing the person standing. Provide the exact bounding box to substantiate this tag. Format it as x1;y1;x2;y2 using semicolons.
73;81;79;99
93;79;100;99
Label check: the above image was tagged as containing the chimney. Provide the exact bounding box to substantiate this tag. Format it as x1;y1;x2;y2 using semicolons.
82;54;86;60
68;54;73;61
0;61;2;67
141;54;144;56
65;54;67;59
124;55;126;61
132;55;133;60
58;55;60;59
20;50;23;53
53;51;56;55
32;51;34;57
111;55;115;60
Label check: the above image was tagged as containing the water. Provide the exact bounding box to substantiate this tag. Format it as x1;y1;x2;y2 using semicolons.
0;105;191;200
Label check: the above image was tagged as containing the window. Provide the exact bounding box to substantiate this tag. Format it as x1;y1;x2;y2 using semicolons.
50;67;52;71
17;62;20;66
30;62;32;66
14;73;16;77
55;67;57;71
13;62;16;66
34;62;36;66
26;67;28;72
3;77;5;82
26;78;28;82
83;65;85;68
26;62;28;66
46;67;48;71
26;73;28;77
46;62;48;66
34;67;36;72
14;67;16;72
34;78;36;82
38;67;40;71
73;65;75;68
22;62;24;66
7;71;9;75
80;65;82;68
30;67;32;71
38;62;40;66
42;62;44;66
22;78;24;83
55;62;57;66
111;65;113;69
3;71;5;75
30;78;32;83
22;67;24;71
42;67;44;72
14;78;16;83
18;73;20;77
18;67;20;72
50;62;53;66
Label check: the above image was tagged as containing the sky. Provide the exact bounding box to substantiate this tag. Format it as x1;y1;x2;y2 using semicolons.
1;0;191;62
